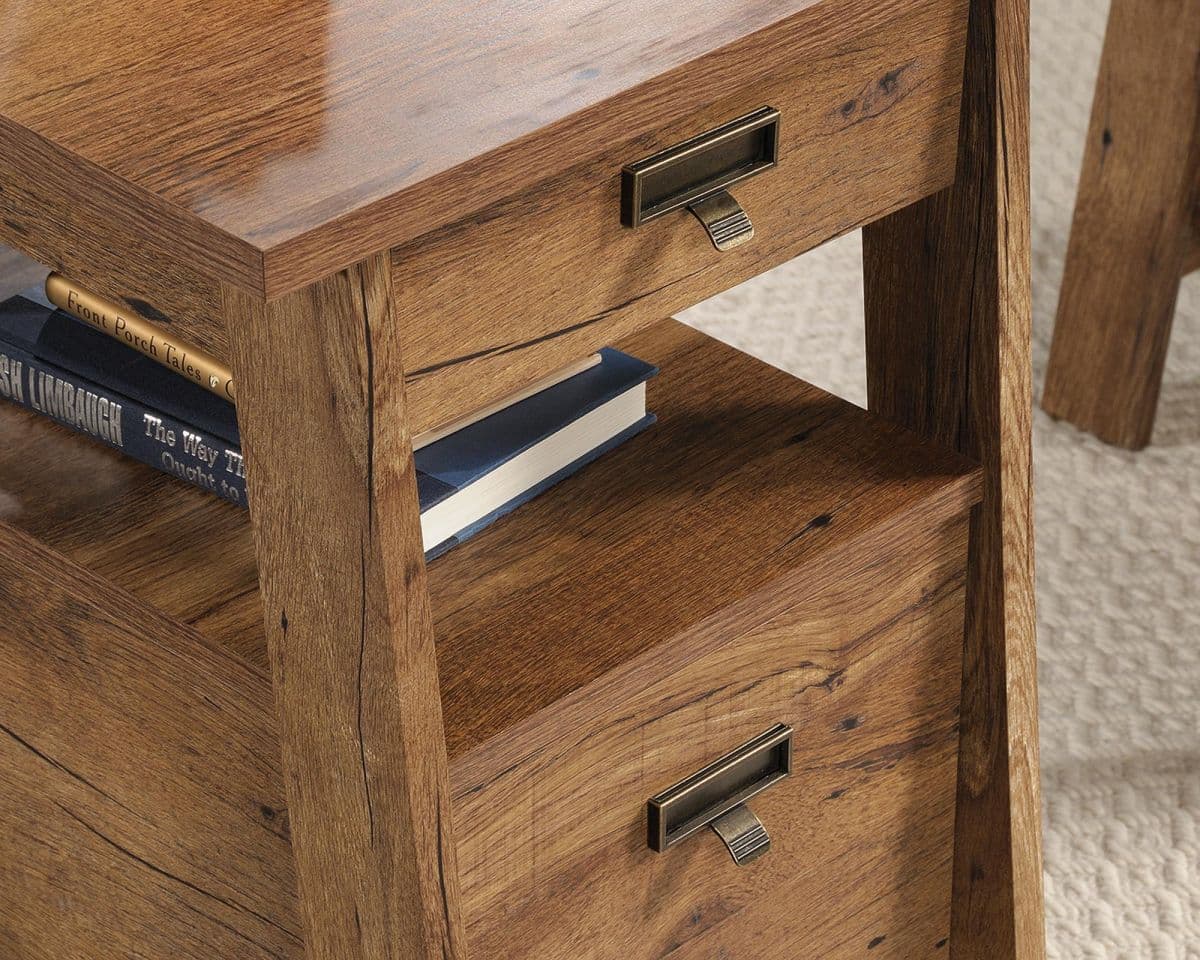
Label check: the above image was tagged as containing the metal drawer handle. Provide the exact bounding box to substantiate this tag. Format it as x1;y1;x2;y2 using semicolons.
646;723;792;866
620;107;780;251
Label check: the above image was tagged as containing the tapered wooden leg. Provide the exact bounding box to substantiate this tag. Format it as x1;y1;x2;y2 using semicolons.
1041;0;1200;449
223;253;468;960
861;0;1044;958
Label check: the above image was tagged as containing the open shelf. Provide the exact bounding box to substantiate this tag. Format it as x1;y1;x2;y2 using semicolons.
0;319;980;759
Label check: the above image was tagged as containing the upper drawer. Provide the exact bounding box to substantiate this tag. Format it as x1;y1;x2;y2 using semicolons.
0;1;967;435
396;0;969;434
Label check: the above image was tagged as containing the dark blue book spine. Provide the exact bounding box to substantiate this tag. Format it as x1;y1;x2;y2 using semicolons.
0;339;247;507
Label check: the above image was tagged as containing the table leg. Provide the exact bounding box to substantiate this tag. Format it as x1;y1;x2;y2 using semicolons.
861;0;1044;957
1042;0;1200;450
224;253;468;960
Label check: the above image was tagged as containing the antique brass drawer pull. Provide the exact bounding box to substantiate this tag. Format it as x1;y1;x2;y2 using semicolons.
647;723;792;866
621;107;780;251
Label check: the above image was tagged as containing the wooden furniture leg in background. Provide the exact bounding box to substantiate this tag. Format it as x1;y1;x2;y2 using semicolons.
224;253;468;960
862;0;1044;957
1041;0;1200;449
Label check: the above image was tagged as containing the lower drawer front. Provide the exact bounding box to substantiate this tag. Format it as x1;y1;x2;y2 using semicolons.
455;511;969;959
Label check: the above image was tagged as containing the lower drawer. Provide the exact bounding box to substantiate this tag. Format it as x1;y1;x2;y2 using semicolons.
453;509;968;960
434;323;979;958
0;320;979;959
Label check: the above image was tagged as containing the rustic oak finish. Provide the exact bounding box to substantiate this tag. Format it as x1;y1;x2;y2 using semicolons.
0;515;971;960
0;524;300;960
862;0;1044;957
224;255;467;960
0;321;981;959
456;510;973;959
0;0;969;428
1041;0;1200;449
392;0;968;433
0;0;1043;955
0;321;982;753
0;0;957;301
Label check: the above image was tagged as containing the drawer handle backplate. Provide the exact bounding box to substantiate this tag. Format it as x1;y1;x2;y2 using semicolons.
620;107;780;250
647;723;792;866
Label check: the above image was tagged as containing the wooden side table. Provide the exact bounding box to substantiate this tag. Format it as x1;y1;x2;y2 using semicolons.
1043;0;1200;449
0;1;1043;958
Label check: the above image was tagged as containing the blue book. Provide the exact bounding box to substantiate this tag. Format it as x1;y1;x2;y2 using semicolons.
21;285;240;444
0;293;657;558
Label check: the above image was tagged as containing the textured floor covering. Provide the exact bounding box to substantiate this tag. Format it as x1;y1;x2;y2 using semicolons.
683;1;1200;955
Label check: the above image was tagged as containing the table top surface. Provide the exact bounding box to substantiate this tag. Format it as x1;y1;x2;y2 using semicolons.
0;0;821;293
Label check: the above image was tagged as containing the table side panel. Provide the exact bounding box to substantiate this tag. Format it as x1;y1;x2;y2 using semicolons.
0;523;300;960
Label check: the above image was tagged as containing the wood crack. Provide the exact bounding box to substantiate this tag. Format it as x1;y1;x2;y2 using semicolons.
169;888;287;959
54;801;301;943
0;721;132;813
437;803;455;950
358;536;375;847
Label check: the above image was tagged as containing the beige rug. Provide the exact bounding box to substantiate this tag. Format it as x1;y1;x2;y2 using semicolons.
684;1;1200;956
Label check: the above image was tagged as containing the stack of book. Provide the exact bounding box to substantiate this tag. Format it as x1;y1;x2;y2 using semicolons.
0;276;657;559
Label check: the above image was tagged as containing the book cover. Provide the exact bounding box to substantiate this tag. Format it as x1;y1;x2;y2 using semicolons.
44;274;237;402
0;293;657;556
415;347;656;506
0;294;248;506
20;285;240;444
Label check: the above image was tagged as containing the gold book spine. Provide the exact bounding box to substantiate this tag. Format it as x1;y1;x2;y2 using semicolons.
44;274;236;402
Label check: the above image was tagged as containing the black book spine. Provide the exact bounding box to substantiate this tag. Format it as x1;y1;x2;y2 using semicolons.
0;338;247;507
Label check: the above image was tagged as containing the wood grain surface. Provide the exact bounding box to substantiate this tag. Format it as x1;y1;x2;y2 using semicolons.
453;510;971;959
0;513;971;960
395;0;967;434
225;255;467;960
1186;198;1200;274
0;0;1044;950
1;0;966;373
0;125;232;356
0;0;955;298
0;523;301;960
0;319;982;756
1041;0;1200;449
0;320;981;959
1189;178;1200;274
861;0;1045;957
0;404;267;666
427;319;981;757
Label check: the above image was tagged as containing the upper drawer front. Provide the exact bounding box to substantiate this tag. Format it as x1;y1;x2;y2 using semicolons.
452;509;970;960
396;0;968;435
